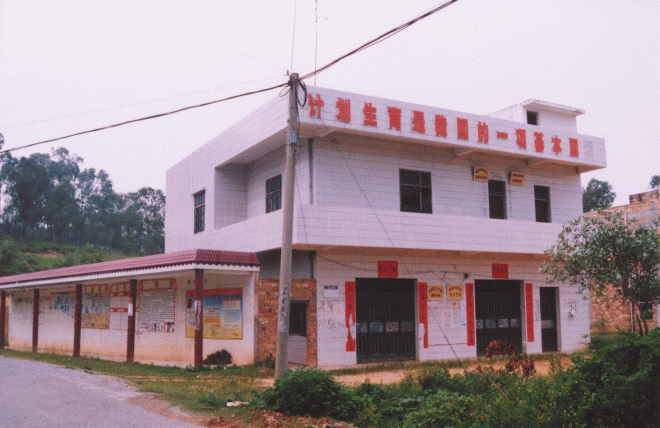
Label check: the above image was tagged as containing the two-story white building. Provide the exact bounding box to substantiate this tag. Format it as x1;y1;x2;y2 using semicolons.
166;86;606;367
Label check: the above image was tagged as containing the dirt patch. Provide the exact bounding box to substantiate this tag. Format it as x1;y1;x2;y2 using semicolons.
257;358;573;388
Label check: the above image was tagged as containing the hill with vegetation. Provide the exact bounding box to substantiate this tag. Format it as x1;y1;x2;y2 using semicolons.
0;239;134;277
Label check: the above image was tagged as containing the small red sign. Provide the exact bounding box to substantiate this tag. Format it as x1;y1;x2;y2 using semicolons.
492;263;509;279
378;261;398;278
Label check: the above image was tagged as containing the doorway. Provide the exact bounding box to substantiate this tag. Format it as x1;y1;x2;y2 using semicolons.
355;278;416;363
474;280;523;356
540;287;558;352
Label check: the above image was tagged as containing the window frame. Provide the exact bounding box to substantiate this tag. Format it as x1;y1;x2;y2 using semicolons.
266;174;282;213
534;185;551;223
399;169;432;214
193;190;205;233
488;180;507;219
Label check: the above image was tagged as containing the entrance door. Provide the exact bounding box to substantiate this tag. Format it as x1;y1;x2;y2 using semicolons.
475;280;523;356
540;287;558;352
355;278;415;363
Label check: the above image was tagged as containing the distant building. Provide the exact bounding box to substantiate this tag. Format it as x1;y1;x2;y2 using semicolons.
588;190;660;334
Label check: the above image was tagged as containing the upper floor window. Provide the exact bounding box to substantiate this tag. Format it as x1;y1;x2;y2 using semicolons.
526;110;539;125
488;180;506;219
266;174;282;213
194;191;205;233
534;185;551;223
400;169;432;214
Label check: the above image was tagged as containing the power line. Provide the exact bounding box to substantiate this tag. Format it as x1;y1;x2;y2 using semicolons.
0;0;459;154
0;83;287;154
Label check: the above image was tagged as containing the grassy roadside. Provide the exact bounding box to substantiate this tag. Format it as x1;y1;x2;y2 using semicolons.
0;348;274;426
0;348;578;427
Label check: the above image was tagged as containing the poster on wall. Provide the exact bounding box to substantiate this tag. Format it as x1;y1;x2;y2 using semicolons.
82;285;110;329
109;282;130;330
186;288;243;340
139;289;176;332
51;292;75;317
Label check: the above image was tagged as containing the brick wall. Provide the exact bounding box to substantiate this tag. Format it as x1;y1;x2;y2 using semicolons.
257;278;317;366
588;190;660;334
591;285;658;334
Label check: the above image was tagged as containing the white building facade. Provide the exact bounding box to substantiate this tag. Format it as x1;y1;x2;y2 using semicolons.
166;87;606;368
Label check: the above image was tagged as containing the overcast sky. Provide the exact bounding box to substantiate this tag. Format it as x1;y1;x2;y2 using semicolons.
1;0;658;206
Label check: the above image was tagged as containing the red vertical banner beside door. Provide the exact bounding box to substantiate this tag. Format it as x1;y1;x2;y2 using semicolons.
465;283;475;347
345;281;356;352
525;283;535;342
418;282;428;349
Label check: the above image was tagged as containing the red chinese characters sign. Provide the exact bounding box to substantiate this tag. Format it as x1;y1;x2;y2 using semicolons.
419;282;428;349
525;283;534;343
345;281;356;352
465;283;475;347
304;92;581;159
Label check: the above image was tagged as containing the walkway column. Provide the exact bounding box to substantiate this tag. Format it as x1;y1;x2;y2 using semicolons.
0;290;6;349
126;279;137;362
32;289;39;353
194;269;204;368
73;284;82;357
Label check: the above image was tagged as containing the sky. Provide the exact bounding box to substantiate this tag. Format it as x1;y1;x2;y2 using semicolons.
0;0;658;206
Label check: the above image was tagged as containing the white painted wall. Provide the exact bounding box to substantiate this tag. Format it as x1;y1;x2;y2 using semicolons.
313;252;590;368
6;271;258;366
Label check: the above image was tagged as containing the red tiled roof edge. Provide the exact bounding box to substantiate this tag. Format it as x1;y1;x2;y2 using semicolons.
0;249;259;286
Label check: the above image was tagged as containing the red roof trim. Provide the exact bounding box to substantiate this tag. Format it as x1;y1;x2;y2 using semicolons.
0;249;259;286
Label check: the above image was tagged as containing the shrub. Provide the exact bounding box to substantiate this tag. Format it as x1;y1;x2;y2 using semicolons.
485;340;515;358
202;349;232;366
260;367;357;420
405;390;477;428
568;328;660;427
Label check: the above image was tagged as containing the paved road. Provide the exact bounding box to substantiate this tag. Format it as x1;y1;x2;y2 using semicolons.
0;356;202;428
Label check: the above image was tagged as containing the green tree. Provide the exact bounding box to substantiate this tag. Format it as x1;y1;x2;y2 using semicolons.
0;155;51;238
543;212;660;334
582;178;616;213
651;174;660;190
44;177;80;244
119;187;165;255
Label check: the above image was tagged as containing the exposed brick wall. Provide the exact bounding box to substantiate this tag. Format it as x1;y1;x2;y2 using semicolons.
591;285;658;334
257;278;317;366
588;190;659;334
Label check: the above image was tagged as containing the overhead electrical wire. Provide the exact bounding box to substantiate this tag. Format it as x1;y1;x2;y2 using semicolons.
0;0;459;154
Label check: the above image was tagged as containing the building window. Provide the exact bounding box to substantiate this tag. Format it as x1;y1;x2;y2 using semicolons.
194;191;205;233
400;169;432;214
639;302;654;321
266;174;282;213
289;301;307;336
489;180;506;219
535;185;551;223
526;110;539;125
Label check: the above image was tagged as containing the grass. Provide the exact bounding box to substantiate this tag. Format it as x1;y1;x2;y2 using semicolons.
0;348;573;427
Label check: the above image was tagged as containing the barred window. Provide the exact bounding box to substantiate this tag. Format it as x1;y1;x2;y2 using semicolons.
194;191;205;233
400;169;432;214
266;175;282;213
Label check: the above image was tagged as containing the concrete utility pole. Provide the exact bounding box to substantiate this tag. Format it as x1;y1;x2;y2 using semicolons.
275;73;299;379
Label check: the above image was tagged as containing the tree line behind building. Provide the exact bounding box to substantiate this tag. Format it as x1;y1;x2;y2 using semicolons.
0;146;164;257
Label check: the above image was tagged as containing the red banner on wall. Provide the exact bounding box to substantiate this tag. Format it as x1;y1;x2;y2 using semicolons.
465;283;475;346
378;261;398;278
418;282;428;349
525;283;534;342
345;281;356;352
492;263;509;279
